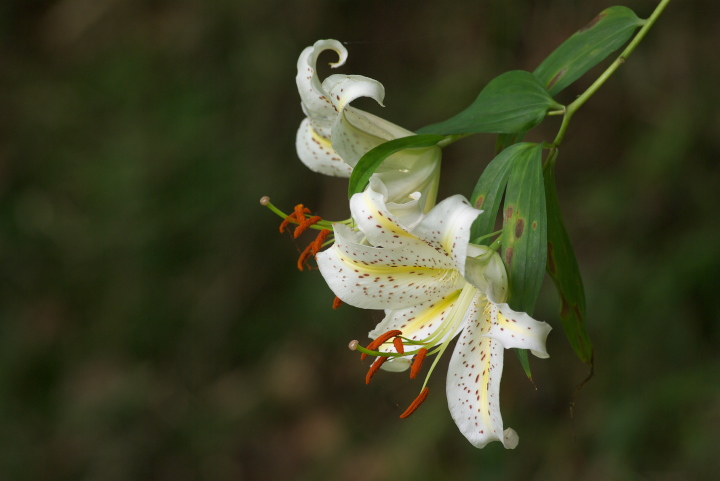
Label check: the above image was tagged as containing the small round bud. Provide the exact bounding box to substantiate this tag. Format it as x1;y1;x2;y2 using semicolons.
259;196;270;206
348;340;359;351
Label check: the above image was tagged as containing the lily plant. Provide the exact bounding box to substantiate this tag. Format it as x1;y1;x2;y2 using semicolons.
316;178;551;448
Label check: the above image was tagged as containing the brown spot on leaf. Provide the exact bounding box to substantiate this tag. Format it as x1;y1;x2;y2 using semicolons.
505;247;514;266
573;305;584;325
577;11;607;33
475;195;485;209
533;221;538;230
547;67;568;91
547;242;556;275
560;293;571;318
504;206;514;222
515;218;525;238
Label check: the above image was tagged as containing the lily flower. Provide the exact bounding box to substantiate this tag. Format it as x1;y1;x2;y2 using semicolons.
316;178;551;449
295;39;441;211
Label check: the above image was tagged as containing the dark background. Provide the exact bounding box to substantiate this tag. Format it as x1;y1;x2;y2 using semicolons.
1;0;719;480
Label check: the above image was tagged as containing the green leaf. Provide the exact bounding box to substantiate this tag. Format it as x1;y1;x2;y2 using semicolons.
534;6;644;96
417;71;561;136
347;134;445;198
501;143;547;315
469;142;537;244
544;155;594;365
516;349;533;382
495;132;526;155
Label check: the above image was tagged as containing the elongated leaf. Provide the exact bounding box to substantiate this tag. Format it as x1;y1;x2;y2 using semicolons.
469;142;537;244
534;6;644;96
495;132;526;155
501;143;547;315
544;156;594;364
417;71;561;136
347;134;445;198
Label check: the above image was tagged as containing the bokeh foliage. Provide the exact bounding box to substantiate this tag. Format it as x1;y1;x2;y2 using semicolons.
1;0;719;480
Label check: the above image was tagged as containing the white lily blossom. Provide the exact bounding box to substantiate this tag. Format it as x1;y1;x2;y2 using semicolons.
316;178;551;449
295;39;442;212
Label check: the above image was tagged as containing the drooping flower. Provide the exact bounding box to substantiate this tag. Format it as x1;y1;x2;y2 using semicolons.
316;178;551;449
295;39;441;212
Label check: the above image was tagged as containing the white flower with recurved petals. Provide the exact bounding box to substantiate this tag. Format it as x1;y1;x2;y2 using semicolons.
316;178;551;448
295;39;441;212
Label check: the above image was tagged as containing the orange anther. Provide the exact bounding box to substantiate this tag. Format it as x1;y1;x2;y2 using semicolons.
279;213;297;233
332;296;343;309
311;229;332;253
410;348;428;379
400;387;430;419
393;337;405;354
294;215;323;238
361;330;402;361
294;204;311;224
297;243;314;271
365;356;388;384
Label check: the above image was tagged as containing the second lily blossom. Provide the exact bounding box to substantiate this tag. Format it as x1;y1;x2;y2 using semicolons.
295;39;441;212
316;177;552;449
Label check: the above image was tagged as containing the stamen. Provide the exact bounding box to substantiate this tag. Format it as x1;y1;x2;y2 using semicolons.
279;212;297;233
410;348;428;379
393;337;405;354
361;330;402;361
311;229;332;254
365;356;388;384
333;296;343;309
294;215;323;238
400;387;430;419
348;340;359;350
297;243;315;271
294;204;308;224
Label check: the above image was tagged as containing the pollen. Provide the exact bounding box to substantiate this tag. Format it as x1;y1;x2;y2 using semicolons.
366;356;388;384
400;387;430;419
294;215;323;238
410;348;428;379
297;243;315;271
333;296;343;309
393;336;405;354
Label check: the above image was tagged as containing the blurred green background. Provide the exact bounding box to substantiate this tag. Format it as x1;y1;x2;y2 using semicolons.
1;0;719;479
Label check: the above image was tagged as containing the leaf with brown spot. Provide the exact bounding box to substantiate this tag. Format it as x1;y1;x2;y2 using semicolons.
543;154;593;365
469;143;538;244
534;6;643;96
501;143;546;316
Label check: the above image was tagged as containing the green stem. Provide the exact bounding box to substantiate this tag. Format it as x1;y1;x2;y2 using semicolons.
552;0;671;147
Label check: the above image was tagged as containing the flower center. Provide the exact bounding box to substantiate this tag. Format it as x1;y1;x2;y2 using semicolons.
350;282;479;417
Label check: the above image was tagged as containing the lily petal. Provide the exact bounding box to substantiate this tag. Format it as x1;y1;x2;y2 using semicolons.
296;39;347;122
369;290;461;370
484;298;552;358
350;177;429;249
295;118;353;176
446;292;508;448
316;223;464;310
412;195;482;278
